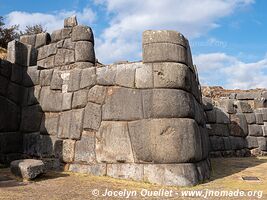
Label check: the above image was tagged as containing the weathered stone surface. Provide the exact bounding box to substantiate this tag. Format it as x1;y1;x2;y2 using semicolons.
254;98;267;108
37;56;55;69
88;85;107;104
255;113;264;125
202;97;213;111
107;164;144;181
55;49;75;66
207;123;230;136
37;43;57;60
67;68;81;92
257;137;267;151
115;63;136;88
245;136;257;149
143;30;187;46
62;28;72;39
83;102;101;130
96;66;117;85
35;33;50;48
143;163;199;186
215;107;230;124
153;62;192;92
142;89;195;119
135;63;153;88
230;113;248;137
64;15;78;28
205;110;216;123
143;43;187;64
62;139;75;163
236;92;261;100
209;136;225;151
72;90;88;109
62;92;73;111
229;136;246;150
236;101;253;113
50;70;63;90
96;121;134;163
58;109;84;139
80;67;96;89
75;41;95;63
216;99;235;114
20;35;36;46
72;25;94;43
10;159;45;180
7;40;28;66
63;38;75;49
248;124;263;136
128;118;202;163
69;163;106;176
39;87;63;112
0;132;22;153
23;66;40;86
222;137;231;150
51;29;62;43
20;105;43;133
75;132;96;163
244;113;256;124
40;69;53;86
40;113;59;135
102;87;143;120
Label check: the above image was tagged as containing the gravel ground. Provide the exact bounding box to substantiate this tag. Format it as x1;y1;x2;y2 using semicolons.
0;157;267;200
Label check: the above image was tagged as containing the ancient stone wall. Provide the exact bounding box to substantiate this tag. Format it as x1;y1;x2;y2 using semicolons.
0;16;211;186
203;91;267;157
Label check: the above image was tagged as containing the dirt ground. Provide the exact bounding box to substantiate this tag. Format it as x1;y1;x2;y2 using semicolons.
0;157;267;200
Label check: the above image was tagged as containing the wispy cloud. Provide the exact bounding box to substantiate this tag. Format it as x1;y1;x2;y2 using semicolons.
194;52;267;89
5;7;96;32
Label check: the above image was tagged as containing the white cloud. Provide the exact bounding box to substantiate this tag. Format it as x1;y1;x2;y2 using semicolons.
94;0;254;64
194;53;267;89
5;8;96;33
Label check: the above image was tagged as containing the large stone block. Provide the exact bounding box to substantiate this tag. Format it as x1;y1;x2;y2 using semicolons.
246;136;258;149
69;163;106;176
75;41;95;63
115;63;136;88
248;124;263;136
64;15;78;28
236;92;261;100
142;89;195;119
143;163;199;186
72;89;88;109
107;164;144;181
11;64;26;84
7;40;28;66
74;131;96;163
58;109;84;139
257;137;267;151
62;92;73;111
205;110;216;123
128;118;202;163
207;124;230;136
63;38;75;49
10;159;45;180
102;87;143;121
83;102;102;131
209;136;225;151
230;113;248;137
72;25;94;43
40;69;53;86
135;63;153;88
143;42;187;64
229;136;246;150
96;121;134;163
244;113;256;124
80;67;96;89
50;70;63;90
215;99;235;114
39;87;63;112
67;68;82;92
88;85;107;104
153;62;192;92
62;139;75;163
215;107;230;124
35;33;50;48
20;105;43;133
143;30;187;46
37;56;55;69
23;66;40;87
40;113;59;136
96;66;117;85
202;97;213;111
0;132;22;153
235;101;253;113
51;29;62;43
20;34;36;46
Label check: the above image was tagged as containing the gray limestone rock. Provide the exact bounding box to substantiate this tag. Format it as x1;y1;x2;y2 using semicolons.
64;16;78;28
72;25;94;43
83;102;101;131
10;159;45;180
75;41;95;63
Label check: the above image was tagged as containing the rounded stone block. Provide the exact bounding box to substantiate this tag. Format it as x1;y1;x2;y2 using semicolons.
72;25;94;44
75;41;95;63
143;42;187;64
143;30;187;47
128;118;202;163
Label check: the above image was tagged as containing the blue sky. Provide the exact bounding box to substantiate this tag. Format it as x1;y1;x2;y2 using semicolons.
1;0;266;89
